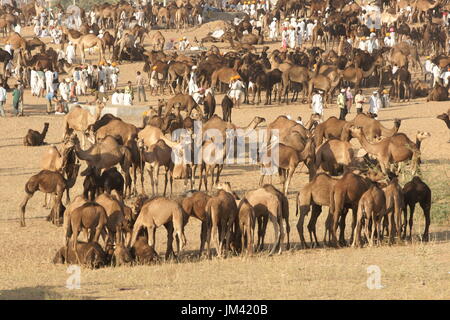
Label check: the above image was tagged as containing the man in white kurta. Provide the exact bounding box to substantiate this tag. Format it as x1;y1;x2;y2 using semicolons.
66;42;76;64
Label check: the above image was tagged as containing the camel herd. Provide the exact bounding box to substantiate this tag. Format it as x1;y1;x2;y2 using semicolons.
16;96;442;269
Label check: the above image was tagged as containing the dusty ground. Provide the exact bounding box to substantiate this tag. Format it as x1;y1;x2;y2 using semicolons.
0;23;449;300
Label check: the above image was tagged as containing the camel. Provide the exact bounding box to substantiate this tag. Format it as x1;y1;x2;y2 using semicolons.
139;139;177;196
113;32;137;62
65;202;108;264
129;196;187;260
390;42;422;71
350;126;423;175
352;183;387;247
340;56;383;92
427;82;449;101
163;94;203;118
174;7;188;30
147;31;165;51
313;116;352;146
3;32;27;51
349;113;401;142
314;139;354;176
23;122;49;146
329;170;385;247
67;32;105;63
210;67;239;92
63;103;105;149
19;168;80;227
266;115;309;150
411;0;442;23
53;241;107;269
259;138;315;194
382;176;404;244
281;65;310;104
391;67;411;102
180;191;211;256
95;193;126;246
90;119;138;145
402;177;432;241
236;198;256;256
296;173;338;248
71;134;132;197
308;73;342;104
204;189;238;258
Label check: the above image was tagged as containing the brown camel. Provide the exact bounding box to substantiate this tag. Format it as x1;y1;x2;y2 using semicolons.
314;139;354;176
266;115;310;150
329;170;385;247
53;241;107;268
95;193;126;246
204;189;238;258
63;103;105;148
437;110;450;141
352;183;387;247
65;202;108;264
210;67;239;91
402;176;431;241
313;116;352;146
340;56;383;92
350;126;422;175
296;173;338;248
180;191;211;256
19;168;80;227
382;176;404;243
349;113;401;142
23;122;49;146
281;65;310;103
163;93;203;118
427;82;449;101
129;196;187;260
147;31;165;51
67;32;105;63
259;138;315;194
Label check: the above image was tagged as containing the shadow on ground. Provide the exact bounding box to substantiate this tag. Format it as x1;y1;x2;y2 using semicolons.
0;286;98;300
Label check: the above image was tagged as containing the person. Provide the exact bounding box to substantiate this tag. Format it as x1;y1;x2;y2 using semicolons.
149;65;159;95
46;90;58;114
311;90;324;121
111;90;121;105
117;89;125;105
66;42;76;64
4;42;12;57
424;56;434;83
381;88;390;108
136;71;147;102
345;87;353;114
0;83;6;117
368;91;382;119
188;66;199;95
36;69;45;97
124;81;134;104
337;88;347;120
441;67;450;87
269;18;278;40
12;84;21;116
354;89;365;114
281;27;288;49
432;63;442;86
288;26;296;49
30;68;39;96
192;87;205;105
179;37;190;51
228;75;245;109
45;68;53;93
17;81;24;116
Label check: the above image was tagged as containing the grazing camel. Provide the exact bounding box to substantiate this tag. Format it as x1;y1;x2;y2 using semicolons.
314;139;354;176
180;191;211;256
295;173;338;248
23;122;49;146
63;103;105;148
65;202;108;264
352;183;387;247
402;176;431;241
19;168;80;227
129;196;187;260
350;126;423;175
204;189;238;258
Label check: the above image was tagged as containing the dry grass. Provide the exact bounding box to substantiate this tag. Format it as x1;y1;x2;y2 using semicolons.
0;25;449;300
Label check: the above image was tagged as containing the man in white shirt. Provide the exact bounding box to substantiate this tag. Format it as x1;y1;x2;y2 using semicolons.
368;91;382;119
45;69;54;94
0;84;6;117
111;90;121;105
66;42;76;64
311;90;324;122
441;67;450;86
269;18;278;40
432;64;442;86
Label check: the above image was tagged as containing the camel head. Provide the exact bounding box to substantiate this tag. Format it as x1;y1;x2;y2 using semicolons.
394;118;402;129
349;125;363;138
437;113;449;121
361;168;386;183
132;194;150;217
214;181;233;193
80;165;97;177
253;116;266;127
416;131;431;141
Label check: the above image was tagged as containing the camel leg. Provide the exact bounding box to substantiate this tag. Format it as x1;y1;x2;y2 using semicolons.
212;222;221;257
148;167;155;196
308;205;322;248
408;204;416;240
296;206;310;249
164;222;175;260
422;203;431;242
199;220;207;257
19;193;33;227
268;215;280;256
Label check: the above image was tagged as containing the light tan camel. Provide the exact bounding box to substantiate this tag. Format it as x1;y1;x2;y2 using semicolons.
314;139;354;176
129;196;187;260
148;31;165;51
67;31;105;63
210;67;239;91
63;103;104;148
349;126;422;175
340;57;383;92
349;113;401;142
382;176;404;244
95;193;126;246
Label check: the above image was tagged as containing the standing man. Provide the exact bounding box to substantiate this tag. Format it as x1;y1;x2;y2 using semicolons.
17;81;24;116
368;91;382;119
269;18;278;41
337;88;347;120
228;75;245;109
0;82;6;117
345;87;353;114
136;71;147;102
66;42;76;64
12;84;21;117
311;90;324;121
354;89;365;114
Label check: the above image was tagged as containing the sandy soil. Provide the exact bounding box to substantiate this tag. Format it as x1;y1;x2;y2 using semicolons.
0;24;449;300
